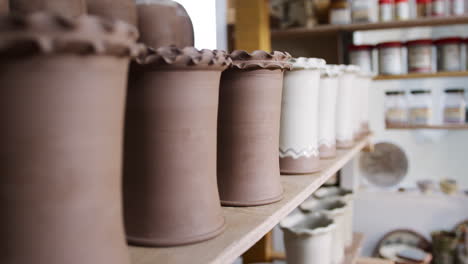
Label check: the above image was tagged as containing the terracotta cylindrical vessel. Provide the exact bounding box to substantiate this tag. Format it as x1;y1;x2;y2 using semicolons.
318;65;341;159
280;57;326;174
336;65;359;149
0;13;139;264
217;50;291;206
313;187;355;247
280;212;336;264
0;0;8;14
300;198;347;264
135;0;194;48
86;0;137;26
10;0;86;17
124;46;230;247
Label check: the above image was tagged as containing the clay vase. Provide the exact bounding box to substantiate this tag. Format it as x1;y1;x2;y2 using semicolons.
135;0;194;48
336;65;359;149
9;0;86;17
86;0;137;26
280;212;336;264
124;46;230;246
319;65;341;159
0;0;8;14
300;198;347;264
217;50;291;206
0;13;139;264
280;57;326;174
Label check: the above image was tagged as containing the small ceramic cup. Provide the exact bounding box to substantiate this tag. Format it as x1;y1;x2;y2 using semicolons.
217;50;292;206
318;65;342;159
280;57;326;174
280;212;336;264
300;198;348;264
336;65;360;149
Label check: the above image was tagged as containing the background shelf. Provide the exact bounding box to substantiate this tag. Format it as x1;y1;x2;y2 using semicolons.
374;72;468;80
387;124;468;130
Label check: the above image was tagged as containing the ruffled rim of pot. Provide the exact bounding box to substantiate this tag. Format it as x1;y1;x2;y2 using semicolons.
313;186;354;200
340;64;361;73
229;50;292;70
0;12;143;58
299;197;347;216
290;57;326;70
135;46;232;70
321;64;343;77
280;212;336;237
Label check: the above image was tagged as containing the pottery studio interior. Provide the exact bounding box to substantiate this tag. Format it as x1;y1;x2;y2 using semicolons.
2;0;468;264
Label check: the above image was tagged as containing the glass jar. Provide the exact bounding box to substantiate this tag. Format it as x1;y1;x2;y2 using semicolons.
352;0;378;22
449;0;464;14
432;0;447;16
395;0;410;20
349;45;374;73
385;91;407;125
330;0;352;24
435;37;463;72
406;39;434;73
416;0;432;17
379;0;394;21
377;41;403;75
409;90;432;125
443;89;466;124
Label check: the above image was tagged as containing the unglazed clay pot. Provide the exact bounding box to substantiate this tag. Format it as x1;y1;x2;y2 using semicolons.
318;65;341;159
300;198;347;264
124;47;230;246
280;57;326;174
86;0;137;26
336;65;359;149
135;0;194;48
313;186;355;247
217;50;291;206
0;0;8;14
0;13;139;264
280;212;336;264
10;0;86;17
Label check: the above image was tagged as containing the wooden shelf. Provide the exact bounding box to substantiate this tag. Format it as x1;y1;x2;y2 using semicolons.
272;16;468;38
387;124;468;129
129;135;372;264
344;233;366;264
374;71;468;80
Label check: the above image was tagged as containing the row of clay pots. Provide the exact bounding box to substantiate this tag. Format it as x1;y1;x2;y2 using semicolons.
279;62;372;175
3;0;193;48
280;187;354;264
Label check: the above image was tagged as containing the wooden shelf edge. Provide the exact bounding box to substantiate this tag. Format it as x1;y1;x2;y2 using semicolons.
387;124;468;130
129;136;372;264
272;16;468;38
374;71;468;80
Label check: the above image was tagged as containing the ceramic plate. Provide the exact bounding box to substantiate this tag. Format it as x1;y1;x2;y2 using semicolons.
374;229;431;257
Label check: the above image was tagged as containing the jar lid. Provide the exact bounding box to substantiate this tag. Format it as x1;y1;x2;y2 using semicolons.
349;44;374;51
379;0;393;4
136;46;232;70
434;37;463;45
411;90;431;94
229;50;292;70
406;39;433;46
290;57;326;70
395;0;408;3
386;91;405;95
417;0;432;3
321;64;343;77
445;88;465;93
0;13;142;58
377;41;403;48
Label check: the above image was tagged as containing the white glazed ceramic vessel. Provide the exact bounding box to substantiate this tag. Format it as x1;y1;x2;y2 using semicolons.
318;65;341;159
280;57;326;174
336;65;359;148
300;198;347;264
280;212;335;264
313;187;355;247
359;73;372;135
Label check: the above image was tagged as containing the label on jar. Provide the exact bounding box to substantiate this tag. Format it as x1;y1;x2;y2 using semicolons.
396;2;410;20
379;3;393;21
444;107;465;123
386;108;407;123
410;107;432;124
452;0;464;14
352;0;372;22
440;44;461;71
408;46;432;73
350;50;372;73
330;8;351;24
433;0;446;15
379;47;402;75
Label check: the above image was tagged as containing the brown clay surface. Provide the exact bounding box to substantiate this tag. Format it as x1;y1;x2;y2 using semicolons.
0;0;8;14
10;0;86;17
280;155;321;174
320;144;337;159
86;0;137;26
